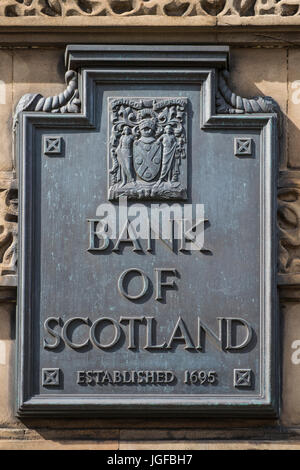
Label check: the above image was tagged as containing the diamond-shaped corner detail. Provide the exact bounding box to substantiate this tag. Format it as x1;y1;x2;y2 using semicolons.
234;137;252;156
42;368;60;386
44;136;62;155
234;369;252;388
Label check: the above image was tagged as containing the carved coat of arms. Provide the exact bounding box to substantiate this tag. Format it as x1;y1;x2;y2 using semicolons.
108;98;187;200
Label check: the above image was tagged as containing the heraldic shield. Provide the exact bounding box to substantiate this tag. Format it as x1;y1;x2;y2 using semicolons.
133;137;162;182
108;97;187;200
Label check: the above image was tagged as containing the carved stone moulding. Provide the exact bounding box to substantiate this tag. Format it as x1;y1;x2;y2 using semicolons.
1;0;300;34
278;170;300;296
0;171;17;296
14;70;80;128
0;0;300;18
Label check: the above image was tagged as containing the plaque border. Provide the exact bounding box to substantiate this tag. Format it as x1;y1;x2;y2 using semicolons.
16;47;279;417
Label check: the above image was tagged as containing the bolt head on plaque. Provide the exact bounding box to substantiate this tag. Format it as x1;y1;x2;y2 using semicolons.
234;369;252;388
234;137;253;157
42;368;60;387
43;136;63;156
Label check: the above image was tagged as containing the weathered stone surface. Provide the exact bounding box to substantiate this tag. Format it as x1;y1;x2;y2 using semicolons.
12;48;65;108
230;48;287;168
0;0;300;36
0;429;25;439
282;303;300;426
0;1;299;20
0;51;13;172
2;29;300;48
287;49;300;169
119;427;281;441
23;428;120;441
0;303;13;340
0;300;15;425
229;48;287;110
1;438;300;450
119;440;300;450
0;439;119;450
0;340;14;425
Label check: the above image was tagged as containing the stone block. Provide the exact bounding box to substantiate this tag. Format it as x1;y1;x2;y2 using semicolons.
282;302;300;425
119;440;300;450
0;50;13;172
230;48;288;168
0;439;119;450
287;49;300;169
0;340;15;425
12;48;65;107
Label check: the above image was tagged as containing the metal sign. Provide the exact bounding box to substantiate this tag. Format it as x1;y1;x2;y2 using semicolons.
16;45;279;417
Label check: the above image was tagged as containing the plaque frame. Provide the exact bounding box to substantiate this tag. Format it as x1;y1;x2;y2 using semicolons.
16;46;279;417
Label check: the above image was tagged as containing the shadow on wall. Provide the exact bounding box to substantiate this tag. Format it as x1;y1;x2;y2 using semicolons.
229;48;290;169
12;49;65;85
0;303;15;341
17;414;280;442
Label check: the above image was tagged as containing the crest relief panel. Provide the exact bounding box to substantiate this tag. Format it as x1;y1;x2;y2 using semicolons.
108;97;187;200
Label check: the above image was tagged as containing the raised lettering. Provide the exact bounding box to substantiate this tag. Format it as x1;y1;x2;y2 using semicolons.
62;317;90;350
43;317;62;350
155;268;177;301
118;268;149;300
166;317;195;350
90;317;122;349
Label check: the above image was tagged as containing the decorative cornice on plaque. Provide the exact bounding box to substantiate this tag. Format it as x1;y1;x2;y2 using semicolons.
0;0;299;18
216;69;281;115
14;70;81;130
6;69;80;295
278;171;300;291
